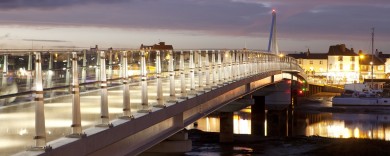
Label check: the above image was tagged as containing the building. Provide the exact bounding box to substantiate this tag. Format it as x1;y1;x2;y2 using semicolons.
140;42;173;51
288;44;360;85
288;49;328;84
326;44;359;84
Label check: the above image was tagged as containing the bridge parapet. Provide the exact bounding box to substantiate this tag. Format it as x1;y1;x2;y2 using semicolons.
0;49;304;155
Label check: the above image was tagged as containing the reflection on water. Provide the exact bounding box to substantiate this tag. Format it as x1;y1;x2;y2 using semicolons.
305;113;390;140
186;107;262;135
188;105;390;141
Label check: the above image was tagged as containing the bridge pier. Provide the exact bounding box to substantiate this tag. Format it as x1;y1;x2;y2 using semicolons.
219;111;234;143
252;96;265;136
141;130;192;155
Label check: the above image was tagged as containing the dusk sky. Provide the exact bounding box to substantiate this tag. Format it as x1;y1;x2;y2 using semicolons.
0;0;389;53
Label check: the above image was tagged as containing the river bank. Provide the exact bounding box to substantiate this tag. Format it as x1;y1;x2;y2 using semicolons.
186;129;390;155
185;92;390;156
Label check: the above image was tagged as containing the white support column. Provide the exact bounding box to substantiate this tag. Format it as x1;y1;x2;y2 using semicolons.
108;50;113;80
231;50;236;81
228;50;233;82
155;50;165;107
96;51;112;127
120;51;133;119
167;50;177;103
67;52;85;138
29;52;51;151
95;51;100;81
204;50;211;90
65;53;71;85
223;50;228;83
243;51;247;78
27;52;33;89
119;52;123;78
235;51;241;80
46;53;53;88
197;50;203;92
1;55;7;87
189;50;196;95
211;50;216;87
179;51;187;99
138;50;151;113
217;50;223;85
82;50;87;83
3;54;8;74
45;53;53;98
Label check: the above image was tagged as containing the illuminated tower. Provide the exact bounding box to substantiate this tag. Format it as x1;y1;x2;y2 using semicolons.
267;9;279;55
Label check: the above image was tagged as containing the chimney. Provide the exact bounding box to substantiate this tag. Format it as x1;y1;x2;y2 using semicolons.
358;50;363;55
306;48;310;56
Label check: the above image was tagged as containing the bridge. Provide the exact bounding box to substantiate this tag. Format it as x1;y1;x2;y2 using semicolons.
0;49;307;156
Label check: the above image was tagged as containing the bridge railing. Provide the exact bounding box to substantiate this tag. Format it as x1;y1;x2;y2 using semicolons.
0;49;302;155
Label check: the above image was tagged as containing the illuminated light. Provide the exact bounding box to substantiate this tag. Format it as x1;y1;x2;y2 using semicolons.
18;128;28;136
272;9;276;12
354;128;360;138
302;88;306;91
359;55;365;59
299;90;303;94
279;53;284;57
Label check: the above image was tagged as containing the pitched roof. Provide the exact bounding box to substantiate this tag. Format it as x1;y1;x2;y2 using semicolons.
327;44;358;56
287;53;328;59
359;54;385;65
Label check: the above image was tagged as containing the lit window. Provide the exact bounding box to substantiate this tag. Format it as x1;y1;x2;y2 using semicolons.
378;66;384;70
351;57;355;61
338;56;343;61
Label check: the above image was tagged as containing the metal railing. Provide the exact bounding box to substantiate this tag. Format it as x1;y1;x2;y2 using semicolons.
0;49;302;155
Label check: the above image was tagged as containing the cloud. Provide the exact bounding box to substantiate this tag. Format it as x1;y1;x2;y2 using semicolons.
0;33;10;39
22;39;68;42
0;0;390;51
0;0;129;10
